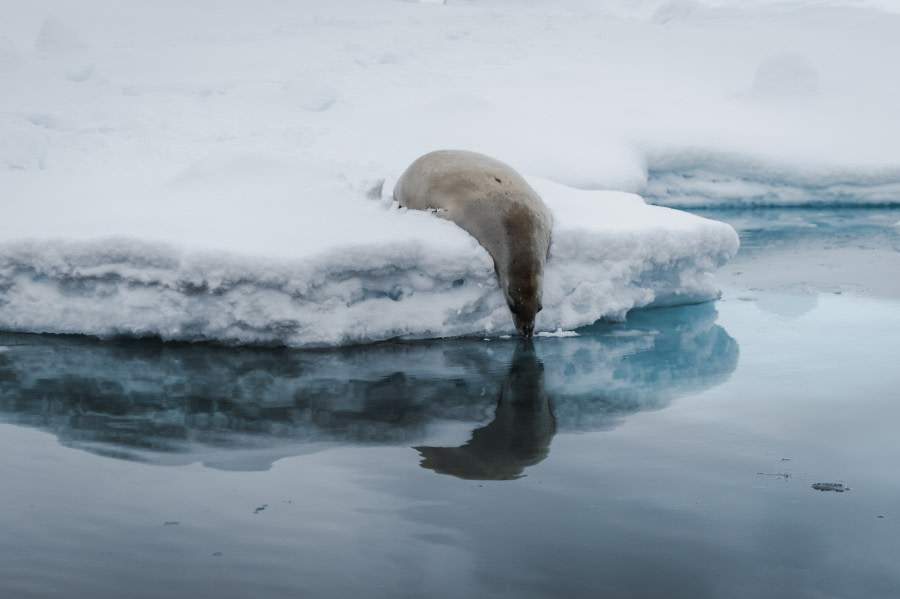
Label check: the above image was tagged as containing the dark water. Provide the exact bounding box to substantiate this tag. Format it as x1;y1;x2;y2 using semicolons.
1;208;898;599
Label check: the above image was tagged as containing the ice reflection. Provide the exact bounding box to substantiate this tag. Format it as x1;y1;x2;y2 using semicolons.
0;302;738;476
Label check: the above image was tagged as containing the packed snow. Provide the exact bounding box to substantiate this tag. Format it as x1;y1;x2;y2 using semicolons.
2;0;898;345
0;165;737;344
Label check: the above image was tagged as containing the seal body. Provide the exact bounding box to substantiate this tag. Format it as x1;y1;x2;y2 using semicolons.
394;150;552;337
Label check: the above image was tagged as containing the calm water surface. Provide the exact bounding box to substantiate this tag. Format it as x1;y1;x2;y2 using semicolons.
1;208;898;599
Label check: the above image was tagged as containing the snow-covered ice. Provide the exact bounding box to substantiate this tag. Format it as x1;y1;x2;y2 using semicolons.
0;161;737;345
3;0;897;345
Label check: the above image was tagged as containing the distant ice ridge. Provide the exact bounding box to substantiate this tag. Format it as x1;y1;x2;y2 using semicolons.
645;151;900;207
0;166;738;347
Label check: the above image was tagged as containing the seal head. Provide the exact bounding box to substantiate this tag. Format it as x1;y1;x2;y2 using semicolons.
500;233;545;337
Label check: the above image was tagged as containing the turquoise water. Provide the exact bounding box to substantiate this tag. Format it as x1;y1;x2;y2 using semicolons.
1;208;898;598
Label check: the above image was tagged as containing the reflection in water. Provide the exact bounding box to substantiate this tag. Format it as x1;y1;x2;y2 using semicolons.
755;293;818;319
416;341;554;480
0;302;738;477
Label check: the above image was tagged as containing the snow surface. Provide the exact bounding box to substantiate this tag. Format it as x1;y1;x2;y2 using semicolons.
3;0;897;345
0;166;737;345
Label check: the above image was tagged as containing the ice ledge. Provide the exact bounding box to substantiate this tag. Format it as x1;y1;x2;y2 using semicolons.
0;179;738;347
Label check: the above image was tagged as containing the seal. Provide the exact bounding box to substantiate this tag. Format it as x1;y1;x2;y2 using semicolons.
394;150;552;337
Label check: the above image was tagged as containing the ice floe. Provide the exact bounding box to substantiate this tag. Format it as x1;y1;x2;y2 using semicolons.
0;155;737;345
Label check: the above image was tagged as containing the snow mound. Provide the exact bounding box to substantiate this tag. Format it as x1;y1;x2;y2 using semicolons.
650;0;747;25
752;52;820;97
34;16;88;58
0;36;20;71
532;179;738;327
0;159;737;347
0;116;47;170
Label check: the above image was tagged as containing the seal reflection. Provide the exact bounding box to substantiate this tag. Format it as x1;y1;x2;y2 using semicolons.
416;340;555;480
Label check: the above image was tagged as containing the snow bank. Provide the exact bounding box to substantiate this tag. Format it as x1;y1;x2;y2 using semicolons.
2;1;898;206
0;152;737;346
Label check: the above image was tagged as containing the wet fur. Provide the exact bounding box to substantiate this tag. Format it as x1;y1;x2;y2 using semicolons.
394;150;552;336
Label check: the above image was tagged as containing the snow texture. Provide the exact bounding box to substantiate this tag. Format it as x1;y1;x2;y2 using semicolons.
2;0;897;345
0;165;737;345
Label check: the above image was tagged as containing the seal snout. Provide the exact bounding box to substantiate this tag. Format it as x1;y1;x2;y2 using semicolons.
508;290;542;338
511;309;538;338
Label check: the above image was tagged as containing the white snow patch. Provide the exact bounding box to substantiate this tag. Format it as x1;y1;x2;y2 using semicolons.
536;329;579;338
34;16;88;58
753;52;820;97
0;116;48;170
605;329;659;338
651;1;748;25
0;36;20;71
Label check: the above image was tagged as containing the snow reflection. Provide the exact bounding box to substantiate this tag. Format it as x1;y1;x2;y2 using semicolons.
0;303;737;477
